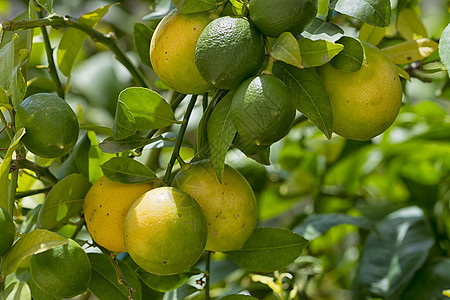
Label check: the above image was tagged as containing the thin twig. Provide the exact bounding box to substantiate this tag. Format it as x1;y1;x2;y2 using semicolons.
15;186;53;198
1;15;149;88
37;8;65;98
14;158;58;185
162;95;198;185
0;110;13;141
110;254;135;300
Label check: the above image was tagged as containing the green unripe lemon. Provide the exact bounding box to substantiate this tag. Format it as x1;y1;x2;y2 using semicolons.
0;207;15;256
123;187;207;275
249;0;318;38
195;16;265;90
15;93;79;158
30;239;92;299
230;75;296;154
173;160;258;252
318;42;403;140
150;9;212;94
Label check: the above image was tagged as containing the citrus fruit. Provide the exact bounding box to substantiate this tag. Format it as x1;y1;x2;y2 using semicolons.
318;41;403;140
15;93;79;158
83;176;153;252
150;9;212;94
249;0;318;38
195;16;265;90
30;239;91;299
230;75;296;154
123;187;207;275
173;159;258;252
0;206;15;256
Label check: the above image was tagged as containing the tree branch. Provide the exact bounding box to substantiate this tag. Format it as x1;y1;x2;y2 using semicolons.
1;15;149;88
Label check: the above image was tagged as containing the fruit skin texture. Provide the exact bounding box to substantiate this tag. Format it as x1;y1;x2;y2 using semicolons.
123;187;207;275
249;0;318;38
150;9;211;94
195;16;265;90
231;75;296;155
318;42;402;141
15;93;79;158
173;160;258;252
30;239;92;299
0;207;15;256
83;176;153;252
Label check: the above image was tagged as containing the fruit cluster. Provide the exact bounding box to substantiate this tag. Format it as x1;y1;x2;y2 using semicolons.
83;159;258;276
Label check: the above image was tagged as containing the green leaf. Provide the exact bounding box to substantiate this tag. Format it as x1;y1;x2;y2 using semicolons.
9;50;28;109
230;0;245;15
352;206;434;300
133;23;154;68
79;125;113;136
331;0;391;28
302;18;344;42
273;61;332;138
143;0;174;20
359;22;386;46
250;147;271;165
395;65;411;81
118;87;177;132
57;4;115;77
56;133;91;179
298;38;344;67
2;229;67;275
397;8;428;41
0;128;26;212
88;253;142;300
0;86;11;109
220;295;258;300
227;228;309;272
99;135;154;154
112;100;137;140
172;0;223;13
271;32;302;68
87;131;115;183
207;92;236;182
138;268;198;292
382;38;439;64
38;174;91;230
36;0;53;13
26;276;56;300
293;213;373;240
2;281;32;300
330;36;364;72
401;257;450;300
0;34;17;90
100;157;158;184
439;24;450;77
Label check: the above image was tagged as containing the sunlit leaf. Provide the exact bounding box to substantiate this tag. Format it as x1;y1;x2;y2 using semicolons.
359;23;386;46
0;86;11;109
38;174;91;230
138;268;200;292
382;38;439;64
207;92;236;182
57;4;115;77
352;206;434;300
298;38;344;67
9;49;28;109
0;34;17;90
331;0;391;27
397;8;428;41
172;0;223;13
302;18;344;42
100;157;158;184
112;100;137;140
273;61;332;138
56;133;91;179
439;24;450;77
2;229;67;275
36;0;53;13
2;281;32;300
99;134;154;154
271;32;302;68
395;65;411;81
87;131;115;183
227;228;308;272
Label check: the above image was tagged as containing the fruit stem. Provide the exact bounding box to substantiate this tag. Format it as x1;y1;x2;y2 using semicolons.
205;250;211;300
163;95;198;185
37;7;65;99
261;36;275;75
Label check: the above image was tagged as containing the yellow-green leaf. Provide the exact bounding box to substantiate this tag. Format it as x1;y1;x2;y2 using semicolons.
382;38;439;64
2;229;67;275
298;38;344;68
271;32;302;68
395;65;411;81
397;8;428;41
359;23;386;46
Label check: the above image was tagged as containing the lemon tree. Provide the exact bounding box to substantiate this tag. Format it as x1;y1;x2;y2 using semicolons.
123;187;207;275
83;176;153;252
1;0;449;299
